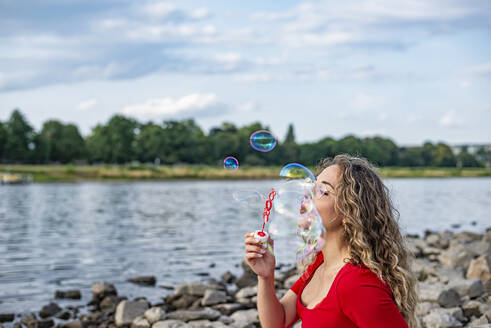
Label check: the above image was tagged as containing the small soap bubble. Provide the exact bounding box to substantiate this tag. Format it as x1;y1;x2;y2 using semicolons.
223;156;239;170
250;130;277;152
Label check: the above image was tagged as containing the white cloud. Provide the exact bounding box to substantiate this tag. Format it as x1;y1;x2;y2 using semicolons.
466;62;491;77
77;98;98;111
351;92;386;111
439;109;461;127
123;93;226;120
237;100;260;112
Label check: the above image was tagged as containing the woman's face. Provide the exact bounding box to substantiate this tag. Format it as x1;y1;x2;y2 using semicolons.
313;164;342;231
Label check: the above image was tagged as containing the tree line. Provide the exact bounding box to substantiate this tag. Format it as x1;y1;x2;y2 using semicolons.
0;109;487;168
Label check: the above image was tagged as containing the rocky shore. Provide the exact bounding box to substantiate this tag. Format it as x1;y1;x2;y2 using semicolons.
0;229;490;328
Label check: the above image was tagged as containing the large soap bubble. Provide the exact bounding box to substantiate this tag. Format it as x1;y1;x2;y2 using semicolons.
267;163;327;263
250;130;277;152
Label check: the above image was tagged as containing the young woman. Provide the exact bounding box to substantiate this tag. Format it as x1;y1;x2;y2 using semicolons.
244;155;417;328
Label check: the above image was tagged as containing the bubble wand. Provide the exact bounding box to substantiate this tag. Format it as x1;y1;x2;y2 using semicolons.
254;188;276;248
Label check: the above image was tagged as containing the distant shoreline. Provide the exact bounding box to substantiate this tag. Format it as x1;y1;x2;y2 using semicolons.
0;164;490;183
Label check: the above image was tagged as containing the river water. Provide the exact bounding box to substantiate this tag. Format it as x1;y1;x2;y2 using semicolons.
0;178;490;313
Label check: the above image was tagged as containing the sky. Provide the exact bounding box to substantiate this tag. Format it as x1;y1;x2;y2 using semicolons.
0;0;490;146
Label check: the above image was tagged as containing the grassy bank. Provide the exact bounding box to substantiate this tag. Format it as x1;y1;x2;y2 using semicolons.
0;164;490;182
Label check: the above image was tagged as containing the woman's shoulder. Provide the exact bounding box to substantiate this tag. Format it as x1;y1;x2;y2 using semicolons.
336;262;392;294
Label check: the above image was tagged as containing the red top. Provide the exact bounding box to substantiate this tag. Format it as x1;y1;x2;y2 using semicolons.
290;252;408;328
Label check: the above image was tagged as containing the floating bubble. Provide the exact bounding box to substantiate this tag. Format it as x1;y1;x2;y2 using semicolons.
232;190;265;210
250;130;277;152
223;156;239;170
279;163;315;182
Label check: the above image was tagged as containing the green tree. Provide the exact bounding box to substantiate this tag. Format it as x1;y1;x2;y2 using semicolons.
162;119;206;164
280;123;300;164
456;149;482;168
135;122;168;163
335;135;364;156
432;143;456;167
4;109;34;163
0;121;6;160
207;122;240;165
398;147;424;166
36;120;84;163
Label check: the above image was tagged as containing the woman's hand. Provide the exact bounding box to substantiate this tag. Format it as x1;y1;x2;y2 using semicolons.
244;232;276;279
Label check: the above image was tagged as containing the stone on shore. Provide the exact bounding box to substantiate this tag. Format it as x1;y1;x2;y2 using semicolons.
422;311;463;328
212;303;243;316
166;308;221;322
153;320;191;328
131;316;150;328
175;283;210;297
437;288;461;308
63;321;83;328
144;307;166;324
115;301;149;327
92;282;118;301
39;303;62;319
235;261;257;288
55;290;81;300
0;314;15;323
128;276;156;286
230;309;259;328
201;290;227;306
221;271;236;284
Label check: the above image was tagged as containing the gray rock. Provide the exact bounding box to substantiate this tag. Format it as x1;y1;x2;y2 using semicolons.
39;303;62;319
439;243;473;269
28;319;55;328
62;321;83;328
462;300;484;318
171;295;200;309
230;309;258;328
434;307;466;323
167;308;221;322
449;278;484;299
438;288;461;308
406;237;427;258
0;314;14;323
201;290;227;306
415;302;440;317
131;316;150;328
212;303;243;316
100;295;125;312
115;301;149;327
153;320;191;328
418;282;445;303
467;255;491;282
175;283;210;297
422;311;463;328
21;314;37;327
187;320;228;328
221;271;236;284
235;261;257;289
55;311;71;320
235;286;257;299
91;282;117;301
468;315;489;327
54;290;81;300
128;276;156;286
144;307;166;324
217;315;234;325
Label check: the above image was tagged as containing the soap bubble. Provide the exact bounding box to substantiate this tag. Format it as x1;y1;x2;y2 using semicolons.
250;130;277;152
232;190;265;209
279;163;315;182
267;167;328;263
223;156;239;170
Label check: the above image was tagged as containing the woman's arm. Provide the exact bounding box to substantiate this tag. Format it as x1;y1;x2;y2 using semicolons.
257;278;298;328
244;232;299;328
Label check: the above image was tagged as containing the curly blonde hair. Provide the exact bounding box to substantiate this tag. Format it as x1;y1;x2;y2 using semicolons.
299;154;418;327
